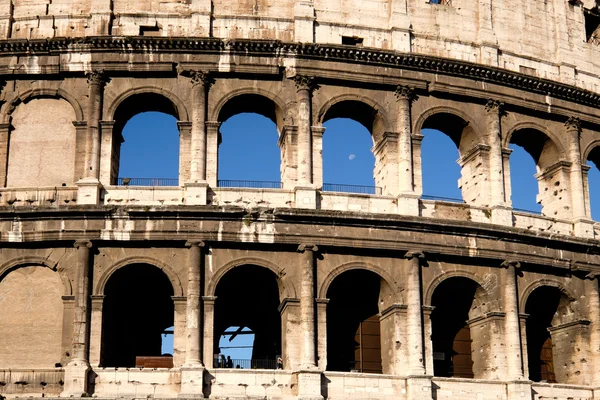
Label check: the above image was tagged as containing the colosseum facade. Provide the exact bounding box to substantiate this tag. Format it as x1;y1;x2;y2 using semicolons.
2;0;600;399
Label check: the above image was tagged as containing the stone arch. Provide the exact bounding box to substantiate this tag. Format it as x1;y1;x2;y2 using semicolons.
519;278;576;313
106;86;189;122
210;87;289;131
2;87;85;123
95;256;184;296
318;261;397;300
504;121;566;156
207;257;296;300
0;256;72;296
582;139;600;165
316;94;391;141
413;105;484;155
424;270;491;311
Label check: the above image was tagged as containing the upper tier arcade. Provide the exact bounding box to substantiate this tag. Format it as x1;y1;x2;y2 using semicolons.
1;0;600;92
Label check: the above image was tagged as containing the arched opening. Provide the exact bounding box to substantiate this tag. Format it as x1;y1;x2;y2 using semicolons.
0;265;65;368
524;286;574;383
112;93;180;186
586;146;600;220
326;269;384;373
430;277;483;378
7;98;77;187
509;129;563;217
509;143;541;213
214;265;281;369
217;94;282;189
322;101;379;194
101;264;175;368
420;112;478;203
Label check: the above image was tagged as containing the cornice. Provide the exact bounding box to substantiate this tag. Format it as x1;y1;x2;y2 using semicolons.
0;37;597;109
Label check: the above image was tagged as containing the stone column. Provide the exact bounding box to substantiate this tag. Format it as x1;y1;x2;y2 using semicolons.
501;260;524;380
180;240;205;396
404;250;425;375
395;86;416;194
298;244;317;369
485;100;506;206
585;273;600;387
294;76;316;187
0;122;10;187
316;298;329;371
190;71;212;183
202;296;217;368
85;71;106;180
566;117;586;218
184;241;204;365
78;71;106;205
61;240;93;397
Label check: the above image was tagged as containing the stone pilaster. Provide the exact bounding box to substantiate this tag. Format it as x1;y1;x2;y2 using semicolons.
315;298;329;371
202;296;216;368
585;273;600;387
61;240;93;397
88;295;104;366
404;250;425;375
298;244;318;369
379;303;407;375
180;244;205;400
205;121;221;188
372;132;399;197
0;122;10;187
501;260;524;381
311;126;325;189
98;120;116;185
294;76;317;187
566;117;586;218
78;71;107;204
178;121;193;184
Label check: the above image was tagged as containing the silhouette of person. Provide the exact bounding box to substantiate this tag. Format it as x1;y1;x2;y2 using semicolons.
226;355;233;368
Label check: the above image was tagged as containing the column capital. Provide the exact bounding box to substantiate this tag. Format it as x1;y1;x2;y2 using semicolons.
501;260;521;269
293;75;318;92
485;98;505;113
185;240;205;248
298;244;318;253
190;70;214;88
74;240;93;249
565;116;582;133
394;85;418;103
86;70;108;87
404;250;424;260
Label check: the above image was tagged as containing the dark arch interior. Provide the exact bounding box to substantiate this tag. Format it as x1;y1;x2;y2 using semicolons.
214;265;281;368
322;100;376;134
510;129;550;164
101;264;174;367
525;286;562;383
431;277;478;378
326;269;382;373
217;94;278;125
421;113;467;148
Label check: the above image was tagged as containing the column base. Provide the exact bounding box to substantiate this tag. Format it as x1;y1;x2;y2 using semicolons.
295;186;318;209
397;192;420;216
491;205;513;226
293;369;323;400
76;178;103;205
405;375;433;400
185;182;209;206
179;364;205;397
60;360;90;397
573;218;595;239
505;380;532;400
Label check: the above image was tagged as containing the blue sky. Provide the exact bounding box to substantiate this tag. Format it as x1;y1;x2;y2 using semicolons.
120;111;599;219
135;110;598;361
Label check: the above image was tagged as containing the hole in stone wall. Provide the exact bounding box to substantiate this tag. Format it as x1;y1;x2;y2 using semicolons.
101;264;174;368
326;269;383;374
341;36;364;46
139;24;162;36
214;265;281;369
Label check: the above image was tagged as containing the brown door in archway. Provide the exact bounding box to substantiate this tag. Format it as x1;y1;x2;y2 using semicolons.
540;337;556;382
452;326;474;378
353;314;382;373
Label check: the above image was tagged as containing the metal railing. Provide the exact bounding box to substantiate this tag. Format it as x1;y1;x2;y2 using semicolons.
218;180;282;189
322;183;382;195
213;357;279;370
117;177;179;187
513;207;542;215
421;194;465;203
